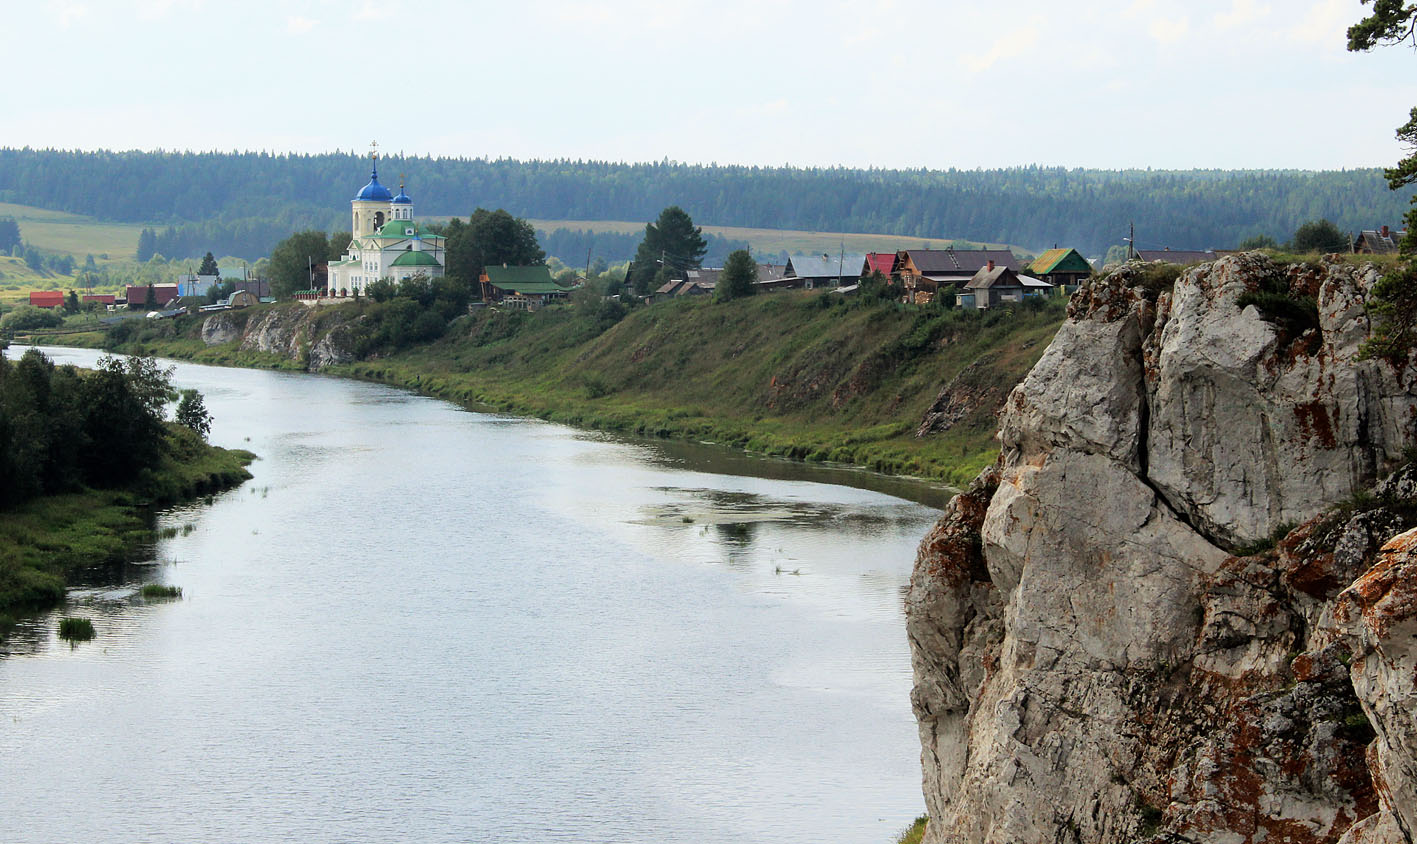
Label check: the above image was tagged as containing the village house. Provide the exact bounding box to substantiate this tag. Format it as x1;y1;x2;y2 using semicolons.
895;248;1019;304
28;291;65;309
959;262;1053;309
481;265;574;310
1354;225;1407;254
1028;248;1092;288
863;252;896;279
784;252;867;288
81;294;116;307
654;278;713;299
125;284;180;308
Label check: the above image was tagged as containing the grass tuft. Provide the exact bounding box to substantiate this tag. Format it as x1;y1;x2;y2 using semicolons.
895;815;929;844
58;616;95;641
139;583;182;599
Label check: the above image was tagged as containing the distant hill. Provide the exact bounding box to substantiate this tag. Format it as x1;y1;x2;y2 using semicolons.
0;148;1411;260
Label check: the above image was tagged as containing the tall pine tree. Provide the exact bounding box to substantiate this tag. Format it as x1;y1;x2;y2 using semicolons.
628;206;707;295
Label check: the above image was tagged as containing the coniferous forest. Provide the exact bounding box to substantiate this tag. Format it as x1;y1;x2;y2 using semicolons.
0;147;1411;260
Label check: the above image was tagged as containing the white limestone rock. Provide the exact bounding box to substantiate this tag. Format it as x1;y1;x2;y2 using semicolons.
908;256;1417;844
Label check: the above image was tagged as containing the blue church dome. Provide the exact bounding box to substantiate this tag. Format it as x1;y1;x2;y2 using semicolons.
354;161;394;202
392;187;412;205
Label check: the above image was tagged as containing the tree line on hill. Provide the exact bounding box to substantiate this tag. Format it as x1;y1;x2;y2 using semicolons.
2;148;1413;260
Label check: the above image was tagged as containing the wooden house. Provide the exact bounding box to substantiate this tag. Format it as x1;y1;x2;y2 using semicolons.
785;252;867;288
1028;248;1092;287
962;263;1027;309
125;284;180;308
481;265;574;310
1354;226;1406;254
895;248;1019;304
863;252;897;279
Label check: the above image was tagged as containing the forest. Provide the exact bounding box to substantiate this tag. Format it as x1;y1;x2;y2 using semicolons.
0;147;1411;262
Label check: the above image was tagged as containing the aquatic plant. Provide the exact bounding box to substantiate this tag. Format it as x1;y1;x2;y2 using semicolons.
140;584;182;599
58;617;95;641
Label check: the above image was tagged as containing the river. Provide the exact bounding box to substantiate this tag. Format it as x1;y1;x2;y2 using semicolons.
0;346;945;844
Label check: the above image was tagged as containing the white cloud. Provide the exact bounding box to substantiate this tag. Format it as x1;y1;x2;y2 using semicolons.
1289;0;1347;45
286;16;318;34
353;1;390;20
52;2;89;28
1122;0;1156;20
1213;0;1270;30
1148;16;1190;44
137;0;201;20
961;26;1042;74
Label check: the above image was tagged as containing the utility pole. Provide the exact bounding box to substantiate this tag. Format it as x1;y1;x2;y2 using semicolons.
1126;221;1137;261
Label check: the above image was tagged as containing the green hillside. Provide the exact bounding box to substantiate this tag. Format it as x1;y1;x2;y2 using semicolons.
87;291;1066;486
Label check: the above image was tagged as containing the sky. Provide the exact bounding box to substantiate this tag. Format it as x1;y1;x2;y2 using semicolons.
6;0;1417;171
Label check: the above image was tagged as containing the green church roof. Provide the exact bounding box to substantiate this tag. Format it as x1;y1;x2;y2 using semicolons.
391;250;442;267
375;219;442;239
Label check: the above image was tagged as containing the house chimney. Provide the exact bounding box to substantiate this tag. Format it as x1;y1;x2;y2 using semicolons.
987;259;995;271
1382;225;1390;237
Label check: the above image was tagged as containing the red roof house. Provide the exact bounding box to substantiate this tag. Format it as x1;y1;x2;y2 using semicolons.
864;252;897;277
125;284;180;307
81;294;117;305
29;291;65;309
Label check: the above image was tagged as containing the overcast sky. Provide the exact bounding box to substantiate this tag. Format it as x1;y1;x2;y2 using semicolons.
7;0;1416;171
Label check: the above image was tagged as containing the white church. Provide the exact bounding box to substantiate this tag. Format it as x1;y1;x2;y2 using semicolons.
327;151;445;296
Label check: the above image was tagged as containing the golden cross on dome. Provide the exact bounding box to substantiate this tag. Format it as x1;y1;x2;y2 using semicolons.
370;140;379;161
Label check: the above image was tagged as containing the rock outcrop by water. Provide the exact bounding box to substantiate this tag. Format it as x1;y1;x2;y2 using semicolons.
907;255;1417;844
199;304;358;370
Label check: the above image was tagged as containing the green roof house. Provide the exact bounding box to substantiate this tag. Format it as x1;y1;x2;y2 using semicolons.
1028;248;1092;287
481;265;574;310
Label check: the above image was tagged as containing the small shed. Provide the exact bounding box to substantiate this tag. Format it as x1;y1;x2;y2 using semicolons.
227;290;260;308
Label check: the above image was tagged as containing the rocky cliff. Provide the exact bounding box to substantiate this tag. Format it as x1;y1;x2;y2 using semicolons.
906;254;1417;843
199;305;359;370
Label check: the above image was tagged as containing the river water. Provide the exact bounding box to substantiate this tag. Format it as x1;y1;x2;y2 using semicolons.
0;346;945;844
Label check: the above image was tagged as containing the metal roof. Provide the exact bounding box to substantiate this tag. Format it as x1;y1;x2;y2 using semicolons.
965;266;1022;290
901;248;1019;275
786;252;868;279
484;265;569;295
1029;248;1090;275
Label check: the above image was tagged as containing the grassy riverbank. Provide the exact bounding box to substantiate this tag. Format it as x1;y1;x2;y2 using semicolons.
0;423;253;626
35;290;1066;486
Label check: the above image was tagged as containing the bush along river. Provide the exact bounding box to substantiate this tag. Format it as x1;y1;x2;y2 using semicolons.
0;346;946;844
